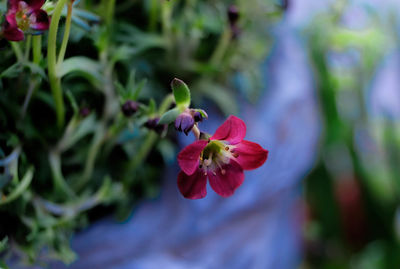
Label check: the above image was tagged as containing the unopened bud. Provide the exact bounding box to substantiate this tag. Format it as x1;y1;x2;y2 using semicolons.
122;100;139;117
145;117;167;134
175;112;195;135
79;107;90;117
227;5;240;26
193;110;208;122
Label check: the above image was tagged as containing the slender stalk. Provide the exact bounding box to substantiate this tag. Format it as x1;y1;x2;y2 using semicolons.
57;0;73;65
123;94;175;187
49;150;75;198
32;35;42;64
192;125;200;140
21;80;37;116
21;36;42;116
148;0;159;31
105;0;116;28
48;0;68;128
210;26;231;65
24;35;32;61
10;42;23;62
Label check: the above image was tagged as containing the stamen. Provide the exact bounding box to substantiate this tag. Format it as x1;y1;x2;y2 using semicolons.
221;169;226;175
204;172;207;176
233;153;239;158
225;146;229;151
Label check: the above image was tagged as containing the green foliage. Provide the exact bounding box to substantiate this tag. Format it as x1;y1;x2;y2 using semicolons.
0;0;280;265
303;2;400;268
171;78;191;108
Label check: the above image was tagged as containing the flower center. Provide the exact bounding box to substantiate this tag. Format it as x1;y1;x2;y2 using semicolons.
198;140;239;176
16;2;31;31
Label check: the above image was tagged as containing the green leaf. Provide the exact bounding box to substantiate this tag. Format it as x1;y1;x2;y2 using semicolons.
0;237;8;253
58;56;102;85
158;107;180;125
148;99;156;115
171;78;191;108
0;167;34;205
0;63;22;78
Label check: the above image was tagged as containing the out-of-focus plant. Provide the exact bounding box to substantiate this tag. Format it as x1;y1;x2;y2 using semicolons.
0;0;281;266
302;1;400;268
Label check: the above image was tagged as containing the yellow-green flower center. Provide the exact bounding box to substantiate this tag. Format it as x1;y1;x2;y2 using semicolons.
16;2;31;31
199;140;238;176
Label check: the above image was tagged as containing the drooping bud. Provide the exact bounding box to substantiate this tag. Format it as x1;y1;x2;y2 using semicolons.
79;107;90;117
121;100;139;117
145;117;167;134
227;5;240;26
193;110;208;122
175;111;195;135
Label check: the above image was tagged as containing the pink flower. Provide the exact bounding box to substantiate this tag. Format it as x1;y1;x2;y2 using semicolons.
2;0;50;41
177;115;269;199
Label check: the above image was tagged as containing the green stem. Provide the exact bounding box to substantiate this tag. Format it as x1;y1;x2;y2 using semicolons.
21;36;42;116
10;42;23;62
49;150;75;198
210;26;231;66
75;123;105;191
105;0;116;28
48;0;68;128
24;35;32;61
123;94;175;187
57;0;73;65
148;0;159;31
32;35;42;64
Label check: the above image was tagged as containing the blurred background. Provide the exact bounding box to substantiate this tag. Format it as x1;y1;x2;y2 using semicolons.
2;0;400;268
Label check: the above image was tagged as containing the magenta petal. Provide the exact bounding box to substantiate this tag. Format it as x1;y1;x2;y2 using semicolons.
177;170;207;199
208;160;244;197
177;140;208;175
30;9;49;30
3;16;24;41
5;11;18;27
7;0;20;12
234;140;268;170
3;26;24;41
211;115;246;144
25;0;45;10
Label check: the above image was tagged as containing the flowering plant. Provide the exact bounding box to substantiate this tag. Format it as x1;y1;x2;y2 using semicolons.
0;0;280;266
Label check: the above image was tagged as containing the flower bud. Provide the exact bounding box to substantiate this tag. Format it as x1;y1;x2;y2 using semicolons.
145;117;167;134
227;5;240;26
193;110;208;122
79;107;90;118
175;112;195;135
121;100;139;117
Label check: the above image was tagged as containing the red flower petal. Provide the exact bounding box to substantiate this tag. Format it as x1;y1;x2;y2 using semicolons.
30;9;49;31
208;160;244;197
3;14;24;41
177;169;207;199
234;140;268;170
25;0;45;11
211;115;246;145
7;0;20;12
177;140;208;176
